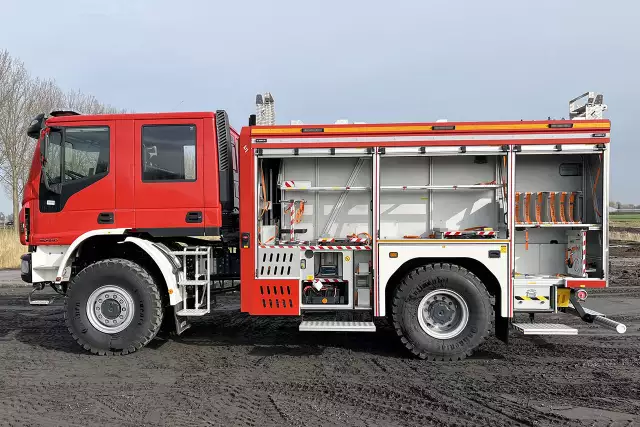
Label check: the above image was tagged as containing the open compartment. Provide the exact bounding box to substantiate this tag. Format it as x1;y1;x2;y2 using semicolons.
378;152;508;240
514;152;605;280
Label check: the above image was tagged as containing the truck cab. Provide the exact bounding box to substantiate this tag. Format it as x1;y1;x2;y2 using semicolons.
20;110;239;283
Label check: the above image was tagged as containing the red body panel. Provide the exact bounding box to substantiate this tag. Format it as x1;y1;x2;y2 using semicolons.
565;279;607;289
132;118;206;231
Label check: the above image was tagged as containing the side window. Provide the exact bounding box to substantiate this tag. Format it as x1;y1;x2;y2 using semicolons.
142;124;196;182
44;131;63;184
63;127;110;182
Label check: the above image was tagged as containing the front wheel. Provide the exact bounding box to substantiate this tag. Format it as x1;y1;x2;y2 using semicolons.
65;258;164;355
392;263;493;361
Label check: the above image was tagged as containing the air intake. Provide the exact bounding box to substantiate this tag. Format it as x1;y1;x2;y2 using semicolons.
215;110;234;214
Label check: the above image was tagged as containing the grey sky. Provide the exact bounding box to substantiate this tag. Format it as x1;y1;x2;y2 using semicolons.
1;0;637;214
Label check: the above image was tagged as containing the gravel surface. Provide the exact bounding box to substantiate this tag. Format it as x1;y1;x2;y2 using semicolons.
0;246;638;426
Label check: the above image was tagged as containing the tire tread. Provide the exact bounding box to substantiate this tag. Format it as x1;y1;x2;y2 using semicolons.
391;262;494;361
64;258;163;356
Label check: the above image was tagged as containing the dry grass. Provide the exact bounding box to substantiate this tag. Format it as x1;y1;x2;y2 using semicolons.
610;231;640;243
0;229;25;269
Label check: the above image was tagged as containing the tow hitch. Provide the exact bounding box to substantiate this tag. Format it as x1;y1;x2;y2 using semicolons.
565;290;627;334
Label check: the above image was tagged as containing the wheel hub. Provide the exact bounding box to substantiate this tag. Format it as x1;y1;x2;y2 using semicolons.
417;289;470;339
100;299;122;320
429;300;455;324
86;286;134;334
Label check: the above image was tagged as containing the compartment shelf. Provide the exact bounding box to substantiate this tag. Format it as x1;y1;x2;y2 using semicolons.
515;223;602;230
281;184;502;191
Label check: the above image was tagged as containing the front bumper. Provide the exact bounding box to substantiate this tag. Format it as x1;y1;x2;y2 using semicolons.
20;253;31;284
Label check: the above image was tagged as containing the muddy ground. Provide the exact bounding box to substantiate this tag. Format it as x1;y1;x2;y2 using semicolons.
0;245;639;427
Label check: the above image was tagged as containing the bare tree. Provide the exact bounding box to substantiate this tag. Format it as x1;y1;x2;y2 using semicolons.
0;50;120;234
0;56;36;232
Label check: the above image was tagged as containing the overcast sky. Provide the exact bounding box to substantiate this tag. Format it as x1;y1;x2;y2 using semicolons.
1;0;638;214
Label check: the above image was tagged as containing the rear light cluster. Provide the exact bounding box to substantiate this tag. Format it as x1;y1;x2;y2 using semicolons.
575;289;588;301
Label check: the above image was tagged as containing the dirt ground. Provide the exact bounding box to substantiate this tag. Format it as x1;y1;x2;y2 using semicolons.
1;245;639;427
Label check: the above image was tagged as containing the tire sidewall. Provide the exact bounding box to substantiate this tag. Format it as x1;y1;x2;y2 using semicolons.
395;265;491;358
65;260;159;353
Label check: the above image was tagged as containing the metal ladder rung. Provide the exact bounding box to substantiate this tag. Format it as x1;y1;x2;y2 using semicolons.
299;320;376;332
176;308;209;316
512;323;578;335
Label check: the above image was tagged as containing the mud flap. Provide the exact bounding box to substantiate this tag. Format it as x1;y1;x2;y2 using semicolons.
495;313;509;344
173;304;192;335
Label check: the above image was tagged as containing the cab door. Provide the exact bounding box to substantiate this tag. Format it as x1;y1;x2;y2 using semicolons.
33;122;115;245
133;119;205;235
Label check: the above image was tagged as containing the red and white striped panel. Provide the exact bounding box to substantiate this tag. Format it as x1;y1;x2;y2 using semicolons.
348;237;369;243
318;238;335;243
259;245;371;250
313;278;343;283
443;231;495;237
300;246;372;251
283;181;295;188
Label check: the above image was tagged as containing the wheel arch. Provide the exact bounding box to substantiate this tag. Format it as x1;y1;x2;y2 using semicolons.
384;257;500;318
56;231;181;306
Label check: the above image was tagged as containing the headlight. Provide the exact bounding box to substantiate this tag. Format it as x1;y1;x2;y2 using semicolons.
21;259;29;275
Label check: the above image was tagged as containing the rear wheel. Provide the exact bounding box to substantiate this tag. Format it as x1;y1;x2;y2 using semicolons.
65;258;164;355
392;263;493;361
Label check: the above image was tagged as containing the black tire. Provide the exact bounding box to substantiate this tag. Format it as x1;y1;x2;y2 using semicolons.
392;263;493;361
65;258;164;355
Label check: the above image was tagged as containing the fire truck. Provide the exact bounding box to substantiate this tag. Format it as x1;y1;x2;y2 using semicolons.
18;92;625;360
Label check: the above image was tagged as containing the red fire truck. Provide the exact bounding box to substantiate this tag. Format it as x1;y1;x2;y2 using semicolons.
19;92;625;360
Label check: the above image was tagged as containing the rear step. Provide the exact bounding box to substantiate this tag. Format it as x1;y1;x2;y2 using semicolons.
512;323;578;335
299;320;376;332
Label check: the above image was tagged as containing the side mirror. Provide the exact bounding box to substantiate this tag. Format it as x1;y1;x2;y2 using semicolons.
27;113;46;140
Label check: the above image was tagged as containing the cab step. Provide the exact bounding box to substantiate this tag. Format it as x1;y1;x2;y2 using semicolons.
299;320;376;332
176;308;209;316
512;323;578;335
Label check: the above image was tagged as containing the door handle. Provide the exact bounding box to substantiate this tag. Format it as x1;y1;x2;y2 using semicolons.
185;211;203;223
97;212;114;224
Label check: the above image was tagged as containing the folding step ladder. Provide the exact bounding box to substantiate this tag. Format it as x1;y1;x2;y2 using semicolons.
171;246;212;317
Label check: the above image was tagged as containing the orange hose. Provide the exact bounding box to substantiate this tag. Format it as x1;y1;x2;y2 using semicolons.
524;192;532;224
568;192;576;223
560;192;567;223
550;193;557;223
